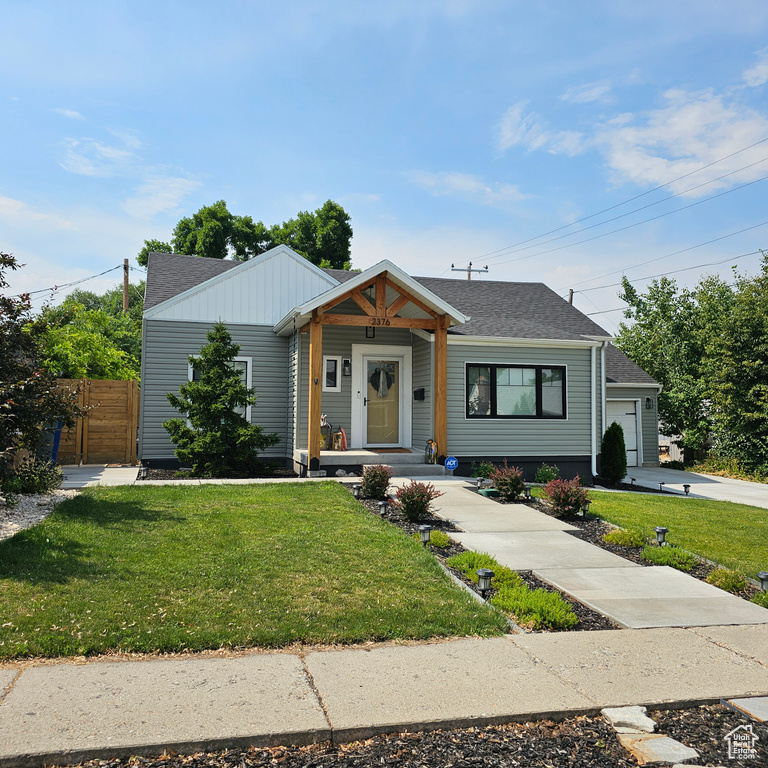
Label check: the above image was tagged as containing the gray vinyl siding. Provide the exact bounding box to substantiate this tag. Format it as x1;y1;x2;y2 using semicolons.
139;320;290;460
606;385;660;466
446;345;595;457
412;334;433;448
288;331;299;453
295;326;414;449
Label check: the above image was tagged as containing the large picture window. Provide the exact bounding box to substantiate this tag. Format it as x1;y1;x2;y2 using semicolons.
466;364;566;419
189;357;251;420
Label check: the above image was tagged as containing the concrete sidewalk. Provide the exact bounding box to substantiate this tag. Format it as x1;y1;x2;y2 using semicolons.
61;465;139;489
424;480;768;629
1;626;767;767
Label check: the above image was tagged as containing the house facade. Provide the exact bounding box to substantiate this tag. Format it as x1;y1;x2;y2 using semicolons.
139;246;661;479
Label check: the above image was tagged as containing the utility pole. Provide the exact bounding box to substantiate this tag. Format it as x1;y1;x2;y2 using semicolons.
568;289;574;305
123;259;129;314
451;262;489;280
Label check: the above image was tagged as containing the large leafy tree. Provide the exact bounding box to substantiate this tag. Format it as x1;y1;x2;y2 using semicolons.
137;199;352;269
708;255;768;472
0;252;81;482
163;322;279;477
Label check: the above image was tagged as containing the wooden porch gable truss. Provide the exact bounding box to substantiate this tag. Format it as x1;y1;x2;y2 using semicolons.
305;271;449;471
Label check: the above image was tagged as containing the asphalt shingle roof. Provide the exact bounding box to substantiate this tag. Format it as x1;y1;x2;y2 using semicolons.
143;255;655;382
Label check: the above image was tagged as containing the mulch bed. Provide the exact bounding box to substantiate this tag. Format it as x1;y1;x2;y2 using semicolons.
64;704;763;768
355;493;619;632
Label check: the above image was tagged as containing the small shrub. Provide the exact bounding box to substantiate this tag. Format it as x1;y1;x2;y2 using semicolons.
602;528;646;548
706;568;748;594
751;592;768;609
361;464;392;499
641;545;698;572
446;551;521;589
664;460;687;471
490;460;525;501
394;481;444;521
542;477;590;519
491;584;578;631
601;421;627;486
534;463;559;484
470;461;495;479
413;529;452;548
1;458;63;495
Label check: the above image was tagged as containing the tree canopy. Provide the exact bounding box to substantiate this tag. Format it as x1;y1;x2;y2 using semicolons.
137;200;353;269
615;256;768;473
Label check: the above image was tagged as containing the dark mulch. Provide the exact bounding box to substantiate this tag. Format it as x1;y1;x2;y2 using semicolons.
355;493;618;632
64;704;762;768
139;467;298;481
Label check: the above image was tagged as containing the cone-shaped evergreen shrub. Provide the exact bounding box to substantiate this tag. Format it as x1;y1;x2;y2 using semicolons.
601;420;627;486
163;321;279;477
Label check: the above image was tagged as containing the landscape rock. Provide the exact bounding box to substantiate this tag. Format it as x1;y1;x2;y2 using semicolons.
618;734;699;765
602;705;657;733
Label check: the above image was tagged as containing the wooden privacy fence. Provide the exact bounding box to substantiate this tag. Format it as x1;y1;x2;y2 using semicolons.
55;379;139;466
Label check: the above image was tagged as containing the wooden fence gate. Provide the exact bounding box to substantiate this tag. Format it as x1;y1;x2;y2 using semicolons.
55;379;139;466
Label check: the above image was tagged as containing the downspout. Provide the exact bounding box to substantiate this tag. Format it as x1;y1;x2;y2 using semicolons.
600;341;607;436
590;345;597;477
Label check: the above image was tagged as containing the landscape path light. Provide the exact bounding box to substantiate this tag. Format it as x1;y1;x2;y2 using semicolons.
654;526;668;546
581;499;592;516
658;482;666;492
523;485;532;501
476;568;494;598
757;571;768;592
377;500;388;515
683;484;691;495
418;524;432;546
476;478;484;490
352;484;361;499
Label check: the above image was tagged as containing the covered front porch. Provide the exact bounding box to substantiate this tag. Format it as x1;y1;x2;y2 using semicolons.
273;260;468;475
290;447;446;477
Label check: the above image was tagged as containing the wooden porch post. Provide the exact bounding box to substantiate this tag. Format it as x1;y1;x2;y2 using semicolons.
434;315;448;461
308;310;323;472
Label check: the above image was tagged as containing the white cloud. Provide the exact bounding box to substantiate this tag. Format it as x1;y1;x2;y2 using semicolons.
53;108;85;120
561;81;611;104
121;175;201;219
0;196;76;231
409;170;528;207
60;137;136;177
743;48;768;87
595;88;768;195
497;103;585;156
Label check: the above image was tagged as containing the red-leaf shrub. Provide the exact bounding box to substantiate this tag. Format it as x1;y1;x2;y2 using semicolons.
542;476;590;518
361;463;392;499
490;460;525;501
394;481;445;521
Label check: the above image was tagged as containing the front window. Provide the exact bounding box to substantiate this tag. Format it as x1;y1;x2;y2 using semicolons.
466;364;565;419
190;357;251;419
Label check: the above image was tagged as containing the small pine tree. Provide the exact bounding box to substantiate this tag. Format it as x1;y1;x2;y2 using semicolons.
163;322;279;477
601;421;627;486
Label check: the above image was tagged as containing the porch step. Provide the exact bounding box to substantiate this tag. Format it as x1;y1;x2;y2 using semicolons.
364;462;446;477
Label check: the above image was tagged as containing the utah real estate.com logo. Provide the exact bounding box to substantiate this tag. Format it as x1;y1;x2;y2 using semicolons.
724;723;759;760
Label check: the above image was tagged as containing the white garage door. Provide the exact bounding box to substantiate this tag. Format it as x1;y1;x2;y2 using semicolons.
606;400;639;467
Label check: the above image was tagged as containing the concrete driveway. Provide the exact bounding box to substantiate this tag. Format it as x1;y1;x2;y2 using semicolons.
61;464;139;488
622;466;768;509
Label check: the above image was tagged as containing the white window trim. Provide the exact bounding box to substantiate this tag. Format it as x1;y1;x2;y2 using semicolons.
188;355;253;422
322;355;343;393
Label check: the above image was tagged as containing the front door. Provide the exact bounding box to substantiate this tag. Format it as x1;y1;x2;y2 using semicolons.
364;357;400;447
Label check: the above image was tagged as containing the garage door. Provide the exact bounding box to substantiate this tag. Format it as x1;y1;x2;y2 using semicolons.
606;400;639;467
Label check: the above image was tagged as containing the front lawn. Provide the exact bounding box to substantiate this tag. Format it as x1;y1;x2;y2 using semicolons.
587;491;768;579
0;482;507;659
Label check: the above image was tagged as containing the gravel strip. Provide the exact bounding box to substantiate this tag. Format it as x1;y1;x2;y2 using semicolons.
0;489;78;541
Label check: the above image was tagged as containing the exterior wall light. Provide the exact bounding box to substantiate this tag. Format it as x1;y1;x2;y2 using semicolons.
683;484;691;495
476;568;494;598
352;484;361;499
654;526;668;546
645;397;653;410
524;485;532;501
757;572;768;592
419;524;432;546
378;500;388;515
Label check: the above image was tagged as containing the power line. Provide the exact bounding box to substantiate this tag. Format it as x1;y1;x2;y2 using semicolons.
493;174;768;268
455;134;768;266
18;265;123;299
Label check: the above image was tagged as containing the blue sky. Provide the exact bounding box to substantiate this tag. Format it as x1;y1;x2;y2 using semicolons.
3;1;768;333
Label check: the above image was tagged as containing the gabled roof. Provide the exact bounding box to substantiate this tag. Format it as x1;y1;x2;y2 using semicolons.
605;344;659;386
273;260;470;335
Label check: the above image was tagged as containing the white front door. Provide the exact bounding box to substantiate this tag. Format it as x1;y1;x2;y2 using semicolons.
351;344;412;450
606;400;640;467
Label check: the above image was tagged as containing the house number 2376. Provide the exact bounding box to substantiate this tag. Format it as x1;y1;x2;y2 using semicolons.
369;317;391;326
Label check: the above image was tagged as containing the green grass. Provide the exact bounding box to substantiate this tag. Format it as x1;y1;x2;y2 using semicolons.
0;482;508;659
588;491;768;580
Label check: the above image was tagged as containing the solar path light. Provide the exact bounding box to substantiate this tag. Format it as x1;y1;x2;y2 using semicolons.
418;524;432;546
683;484;691;495
524;485;532;501
378;499;388;515
476;569;494;598
581;499;592;516
352;484;361;499
654;526;668;546
757;572;768;592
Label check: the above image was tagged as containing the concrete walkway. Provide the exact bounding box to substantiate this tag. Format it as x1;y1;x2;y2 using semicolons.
2;626;767;767
61;465;139;489
422;480;768;630
621;465;768;509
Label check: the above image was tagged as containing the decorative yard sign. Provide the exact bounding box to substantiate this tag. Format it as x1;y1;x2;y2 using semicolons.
444;456;458;471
